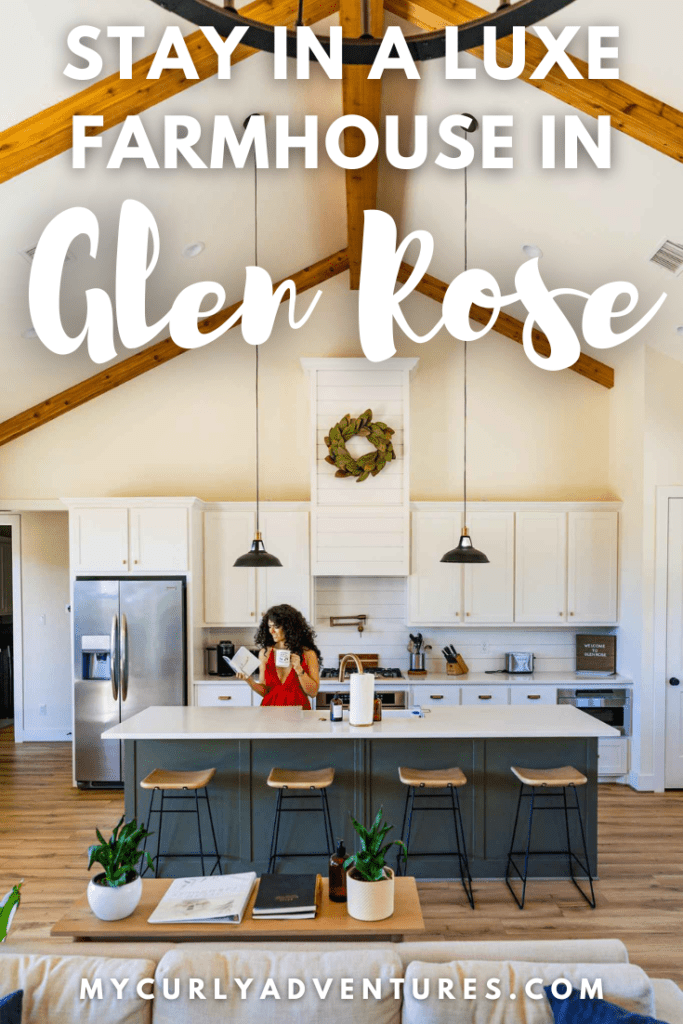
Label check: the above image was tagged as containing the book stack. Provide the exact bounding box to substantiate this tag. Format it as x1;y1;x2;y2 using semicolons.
251;873;319;920
147;872;257;925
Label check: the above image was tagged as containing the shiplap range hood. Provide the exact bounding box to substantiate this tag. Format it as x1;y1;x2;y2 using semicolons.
301;358;418;576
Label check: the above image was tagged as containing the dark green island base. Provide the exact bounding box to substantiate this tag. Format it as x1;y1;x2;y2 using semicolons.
123;736;597;880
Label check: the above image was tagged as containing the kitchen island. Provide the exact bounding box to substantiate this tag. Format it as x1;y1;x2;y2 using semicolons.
104;705;618;880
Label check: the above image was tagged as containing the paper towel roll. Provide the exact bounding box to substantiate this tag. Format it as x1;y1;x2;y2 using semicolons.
349;673;375;727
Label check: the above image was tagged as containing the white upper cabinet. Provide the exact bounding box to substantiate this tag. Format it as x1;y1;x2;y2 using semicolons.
567;509;618;624
129;507;189;571
70;504;190;573
409;512;461;624
203;505;311;626
257;508;311;620
515;511;568;623
203;510;257;626
463;511;515;623
71;508;130;572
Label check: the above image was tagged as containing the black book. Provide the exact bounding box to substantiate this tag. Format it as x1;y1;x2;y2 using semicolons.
252;874;318;916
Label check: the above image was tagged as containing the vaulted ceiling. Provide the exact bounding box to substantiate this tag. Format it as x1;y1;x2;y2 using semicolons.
1;0;683;443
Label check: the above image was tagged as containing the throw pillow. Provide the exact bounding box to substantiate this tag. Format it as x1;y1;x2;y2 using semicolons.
0;989;22;1024
545;985;669;1024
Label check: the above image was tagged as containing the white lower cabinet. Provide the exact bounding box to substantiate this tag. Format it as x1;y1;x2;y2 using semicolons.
195;684;254;707
461;686;509;706
509;685;558;706
598;737;629;776
411;685;461;707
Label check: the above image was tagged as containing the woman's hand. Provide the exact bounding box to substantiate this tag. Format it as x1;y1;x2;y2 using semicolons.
235;672;252;682
290;653;303;677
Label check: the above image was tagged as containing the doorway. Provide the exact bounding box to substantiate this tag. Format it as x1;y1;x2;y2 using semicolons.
0;515;22;738
665;498;683;787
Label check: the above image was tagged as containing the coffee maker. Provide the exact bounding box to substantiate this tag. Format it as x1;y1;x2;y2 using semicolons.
206;640;235;676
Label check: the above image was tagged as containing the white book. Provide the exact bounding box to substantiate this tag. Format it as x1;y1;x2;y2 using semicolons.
147;873;257;925
225;646;260;678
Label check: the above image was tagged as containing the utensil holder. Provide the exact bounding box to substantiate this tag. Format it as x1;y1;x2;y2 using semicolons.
446;656;468;676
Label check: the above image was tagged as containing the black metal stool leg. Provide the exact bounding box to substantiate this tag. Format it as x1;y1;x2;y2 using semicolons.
403;786;417;876
204;786;223;875
155;789;165;879
321;787;334;855
140;787;155;878
450;784;475;908
193;787;206;876
506;784;535;910
562;785;574;882
397;786;411;876
505;781;524;901
570;786;596;908
268;787;283;873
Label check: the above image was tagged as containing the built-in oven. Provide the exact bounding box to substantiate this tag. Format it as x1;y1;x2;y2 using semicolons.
557;688;631;736
316;689;408;710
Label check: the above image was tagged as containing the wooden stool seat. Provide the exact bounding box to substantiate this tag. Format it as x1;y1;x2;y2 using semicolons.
267;767;334;789
399;767;467;788
511;765;587;788
141;768;216;791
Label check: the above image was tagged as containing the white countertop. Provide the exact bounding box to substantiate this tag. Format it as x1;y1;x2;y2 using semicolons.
102;704;619;740
195;672;632;688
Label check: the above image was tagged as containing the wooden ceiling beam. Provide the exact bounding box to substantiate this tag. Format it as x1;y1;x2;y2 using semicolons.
384;0;683;164
0;0;340;185
0;249;349;447
341;0;384;290
397;261;614;388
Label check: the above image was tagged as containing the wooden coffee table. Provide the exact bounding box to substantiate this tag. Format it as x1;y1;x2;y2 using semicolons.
50;877;425;942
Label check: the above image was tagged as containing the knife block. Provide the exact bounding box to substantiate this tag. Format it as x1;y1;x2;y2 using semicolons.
446;656;468;676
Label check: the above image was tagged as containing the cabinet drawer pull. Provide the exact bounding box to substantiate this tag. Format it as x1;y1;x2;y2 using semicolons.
430;694;444;700
478;694;493;700
218;695;232;701
527;694;541;700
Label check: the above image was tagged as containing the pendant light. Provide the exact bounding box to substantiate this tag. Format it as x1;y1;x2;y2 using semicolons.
234;115;282;569
441;115;489;565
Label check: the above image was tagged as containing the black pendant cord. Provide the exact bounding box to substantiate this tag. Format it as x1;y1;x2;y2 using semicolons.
463;148;468;532
253;148;261;538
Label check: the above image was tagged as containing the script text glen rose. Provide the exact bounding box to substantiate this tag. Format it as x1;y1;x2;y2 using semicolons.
29;203;667;371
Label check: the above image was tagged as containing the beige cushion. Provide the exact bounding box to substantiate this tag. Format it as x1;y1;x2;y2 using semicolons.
154;948;403;1024
0;952;156;1024
396;940;629;969
652;979;683;1024
402;961;655;1024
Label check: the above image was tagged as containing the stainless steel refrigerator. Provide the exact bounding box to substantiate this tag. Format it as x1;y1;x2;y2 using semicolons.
73;578;186;786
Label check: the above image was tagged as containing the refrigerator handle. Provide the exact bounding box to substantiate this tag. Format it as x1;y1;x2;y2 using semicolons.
110;614;119;702
121;613;129;702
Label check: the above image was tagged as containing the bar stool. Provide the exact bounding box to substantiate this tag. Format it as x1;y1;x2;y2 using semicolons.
140;768;222;878
397;767;474;908
266;767;335;872
505;765;596;909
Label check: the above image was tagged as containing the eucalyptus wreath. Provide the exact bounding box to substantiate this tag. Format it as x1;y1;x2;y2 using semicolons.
324;408;396;483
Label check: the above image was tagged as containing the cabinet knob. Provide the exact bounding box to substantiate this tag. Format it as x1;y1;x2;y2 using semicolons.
134;559;139;564
122;560;127;565
250;611;255;617
559;612;563;616
466;612;470;617
570;612;574;616
670;678;680;687
218;695;232;700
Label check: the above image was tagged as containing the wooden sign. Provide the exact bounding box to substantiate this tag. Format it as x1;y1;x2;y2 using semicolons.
576;635;616;674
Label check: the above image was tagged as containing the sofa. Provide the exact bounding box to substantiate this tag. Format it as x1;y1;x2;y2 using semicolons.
1;939;682;1024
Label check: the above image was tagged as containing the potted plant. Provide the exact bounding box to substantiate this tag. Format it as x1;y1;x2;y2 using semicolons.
86;817;154;922
343;808;406;921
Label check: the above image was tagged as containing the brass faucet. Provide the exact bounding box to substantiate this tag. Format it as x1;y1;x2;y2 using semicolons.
339;654;364;682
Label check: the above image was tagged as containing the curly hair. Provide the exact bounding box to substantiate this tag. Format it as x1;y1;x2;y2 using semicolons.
254;604;322;664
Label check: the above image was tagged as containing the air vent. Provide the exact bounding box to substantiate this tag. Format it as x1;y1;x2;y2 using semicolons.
18;245;75;265
648;239;683;277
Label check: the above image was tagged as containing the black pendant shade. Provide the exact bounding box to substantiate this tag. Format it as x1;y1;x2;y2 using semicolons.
441;530;490;564
234;532;283;568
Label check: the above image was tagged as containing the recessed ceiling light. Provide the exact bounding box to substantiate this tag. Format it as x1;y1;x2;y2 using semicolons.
22;326;38;340
182;242;205;259
522;244;543;259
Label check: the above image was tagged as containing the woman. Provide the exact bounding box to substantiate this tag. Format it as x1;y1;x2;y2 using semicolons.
236;604;321;709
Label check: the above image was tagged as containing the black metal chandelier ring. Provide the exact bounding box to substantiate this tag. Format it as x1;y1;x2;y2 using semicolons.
148;0;580;64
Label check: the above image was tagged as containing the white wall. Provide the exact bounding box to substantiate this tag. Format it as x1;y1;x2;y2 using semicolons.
20;511;71;740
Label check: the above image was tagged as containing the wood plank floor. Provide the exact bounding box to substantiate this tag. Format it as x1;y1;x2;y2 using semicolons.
2;726;682;982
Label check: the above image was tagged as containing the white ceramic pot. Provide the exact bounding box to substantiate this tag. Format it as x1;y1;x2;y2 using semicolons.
87;873;142;922
346;866;395;921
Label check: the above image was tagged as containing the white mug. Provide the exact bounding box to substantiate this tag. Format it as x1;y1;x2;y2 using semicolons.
275;649;291;668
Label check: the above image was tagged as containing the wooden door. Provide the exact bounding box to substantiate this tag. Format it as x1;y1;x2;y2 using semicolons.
665;499;683;786
515;511;567;624
567;510;618;624
408;511;461;625
463;511;514;623
203;510;256;626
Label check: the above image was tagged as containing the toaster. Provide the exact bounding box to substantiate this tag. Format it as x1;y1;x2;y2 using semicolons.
505;652;534;674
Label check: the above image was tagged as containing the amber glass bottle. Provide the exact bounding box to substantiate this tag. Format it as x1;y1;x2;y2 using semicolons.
329;839;347;903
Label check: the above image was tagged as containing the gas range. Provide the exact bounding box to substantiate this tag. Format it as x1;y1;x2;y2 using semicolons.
320;667;404;680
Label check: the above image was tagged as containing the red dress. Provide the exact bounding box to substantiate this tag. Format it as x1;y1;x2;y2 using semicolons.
260;649;312;710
